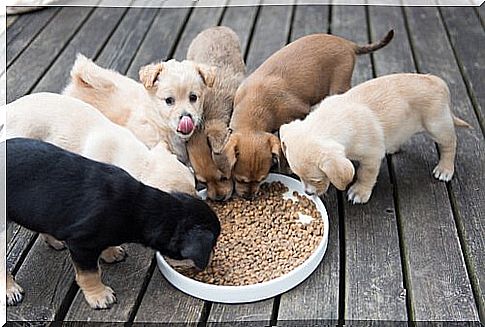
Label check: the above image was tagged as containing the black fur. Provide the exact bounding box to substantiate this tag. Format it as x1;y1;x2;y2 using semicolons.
5;138;220;271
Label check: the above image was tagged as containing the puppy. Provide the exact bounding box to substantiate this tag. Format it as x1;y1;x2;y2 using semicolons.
280;73;470;204
7;93;196;254
5;138;220;309
63;54;214;164
222;30;394;199
186;26;246;201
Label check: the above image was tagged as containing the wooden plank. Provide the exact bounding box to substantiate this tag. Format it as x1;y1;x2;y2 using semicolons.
331;5;407;321
32;6;128;94
6;224;36;274
133;270;205;323
126;7;191;79
6;7;94;103
207;301;273;326
244;4;294;72
172;5;227;60
384;6;481;321
7;237;75;322
440;7;485;133
6;15;18;28
96;7;159;73
64;245;154;322
278;189;340;325
6;7;60;68
277;6;340;324
220;1;260;56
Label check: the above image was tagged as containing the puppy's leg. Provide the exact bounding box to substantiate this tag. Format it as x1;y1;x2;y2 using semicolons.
100;246;127;263
69;247;117;309
347;158;382;204
6;272;24;306
426;117;457;182
41;233;66;250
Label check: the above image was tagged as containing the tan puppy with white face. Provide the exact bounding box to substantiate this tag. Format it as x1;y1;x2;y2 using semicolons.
223;30;394;199
280;73;470;204
186;26;246;201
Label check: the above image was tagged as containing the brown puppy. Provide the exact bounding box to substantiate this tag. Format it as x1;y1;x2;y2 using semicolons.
186;26;245;201
223;30;394;199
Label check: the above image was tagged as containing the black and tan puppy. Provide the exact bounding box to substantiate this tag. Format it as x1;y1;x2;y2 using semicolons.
5;138;220;309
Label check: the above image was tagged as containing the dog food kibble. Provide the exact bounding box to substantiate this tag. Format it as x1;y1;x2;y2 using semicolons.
173;181;324;286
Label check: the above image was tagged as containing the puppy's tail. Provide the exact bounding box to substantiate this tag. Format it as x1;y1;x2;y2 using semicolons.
355;29;394;55
453;115;472;128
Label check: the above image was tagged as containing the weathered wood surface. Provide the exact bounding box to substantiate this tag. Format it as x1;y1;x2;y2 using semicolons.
6;7;95;103
278;5;341;324
5;4;484;325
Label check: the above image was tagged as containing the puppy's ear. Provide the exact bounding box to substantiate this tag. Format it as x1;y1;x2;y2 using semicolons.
267;133;281;168
195;63;217;88
181;229;215;270
206;121;231;154
221;133;239;173
139;63;163;89
70;53;114;91
318;154;355;191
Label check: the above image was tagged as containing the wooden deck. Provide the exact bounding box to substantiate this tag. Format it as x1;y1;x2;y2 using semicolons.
4;2;485;325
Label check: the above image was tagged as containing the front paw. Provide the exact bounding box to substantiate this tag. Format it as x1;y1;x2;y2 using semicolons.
433;164;454;182
100;246;127;264
7;281;24;306
84;285;117;309
347;183;373;204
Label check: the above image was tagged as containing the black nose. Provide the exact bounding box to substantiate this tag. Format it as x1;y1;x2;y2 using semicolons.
305;190;315;196
180;113;192;119
214;194;225;202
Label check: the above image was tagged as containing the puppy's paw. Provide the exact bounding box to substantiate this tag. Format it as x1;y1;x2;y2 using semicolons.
6;281;24;306
84;285;117;310
41;234;66;251
433;164;454;182
347;183;372;204
100;246;127;264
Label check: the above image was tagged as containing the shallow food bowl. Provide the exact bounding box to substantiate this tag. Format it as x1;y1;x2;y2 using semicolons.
156;173;329;303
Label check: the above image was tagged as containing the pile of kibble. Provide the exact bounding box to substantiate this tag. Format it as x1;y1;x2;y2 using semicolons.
175;181;324;286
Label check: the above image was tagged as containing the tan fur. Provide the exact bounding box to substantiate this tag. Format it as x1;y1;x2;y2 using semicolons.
6;272;24;306
74;264;116;309
280;73;469;204
224;31;394;198
6;93;196;196
186;26;246;201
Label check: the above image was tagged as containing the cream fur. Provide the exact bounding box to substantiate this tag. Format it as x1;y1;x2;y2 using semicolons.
6;93;196;195
280;73;469;204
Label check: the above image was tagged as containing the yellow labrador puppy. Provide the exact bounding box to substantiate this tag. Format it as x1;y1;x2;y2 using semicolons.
280;73;470;204
7;93;196;254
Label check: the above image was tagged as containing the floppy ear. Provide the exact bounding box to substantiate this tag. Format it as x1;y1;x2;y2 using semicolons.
206;121;231;155
180;229;215;270
139;63;163;89
267;133;281;168
221;133;239;173
318;154;355;191
70;53;114;90
195;63;216;88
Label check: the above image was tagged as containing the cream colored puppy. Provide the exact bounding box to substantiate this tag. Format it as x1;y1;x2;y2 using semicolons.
64;54;215;164
7;93;196;254
280;73;470;204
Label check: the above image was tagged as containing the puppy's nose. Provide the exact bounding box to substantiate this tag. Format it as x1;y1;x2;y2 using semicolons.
214;194;225;202
305;190;315;196
180;112;192;119
242;192;255;200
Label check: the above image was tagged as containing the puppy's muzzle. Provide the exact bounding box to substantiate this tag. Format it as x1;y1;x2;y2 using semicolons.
177;113;195;136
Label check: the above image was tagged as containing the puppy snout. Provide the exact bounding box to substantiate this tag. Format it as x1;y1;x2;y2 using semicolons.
214;194;225;202
305;189;315;196
179;112;192;119
241;192;256;200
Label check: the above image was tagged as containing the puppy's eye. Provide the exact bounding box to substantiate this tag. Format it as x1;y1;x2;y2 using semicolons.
165;97;175;106
189;94;198;103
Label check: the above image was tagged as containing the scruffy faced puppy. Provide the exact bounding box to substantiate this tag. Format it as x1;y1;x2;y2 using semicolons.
186;26;246;201
280;73;470;204
64;54;188;164
5;138;220;309
139;59;216;142
223;30;394;199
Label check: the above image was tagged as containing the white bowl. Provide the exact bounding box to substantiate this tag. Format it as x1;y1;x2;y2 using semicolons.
156;173;329;303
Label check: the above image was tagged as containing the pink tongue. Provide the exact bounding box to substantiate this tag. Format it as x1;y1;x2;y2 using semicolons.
177;116;194;134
